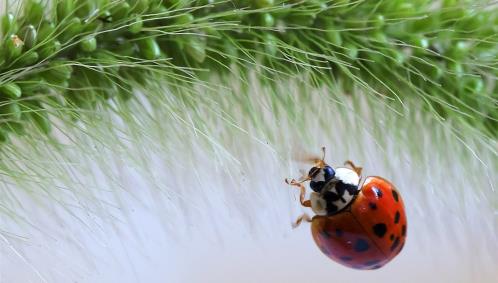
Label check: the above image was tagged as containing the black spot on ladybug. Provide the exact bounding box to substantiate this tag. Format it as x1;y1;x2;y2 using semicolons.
390;234;394;241
364;260;381;266
372;223;387;238
394;211;400;224
335;229;343;237
354;239;370;252
372;187;383;198
372;264;383;269
369;202;377;210
402;225;406;236
320;230;332;239
340;256;353;261
392;190;399;202
390;237;400;251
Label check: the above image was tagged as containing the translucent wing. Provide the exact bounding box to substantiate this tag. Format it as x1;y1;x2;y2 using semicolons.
293;146;326;167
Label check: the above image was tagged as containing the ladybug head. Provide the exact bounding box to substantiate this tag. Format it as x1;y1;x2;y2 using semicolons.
309;165;335;192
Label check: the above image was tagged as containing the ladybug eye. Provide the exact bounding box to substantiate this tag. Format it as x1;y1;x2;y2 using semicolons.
323;166;336;179
308;167;320;178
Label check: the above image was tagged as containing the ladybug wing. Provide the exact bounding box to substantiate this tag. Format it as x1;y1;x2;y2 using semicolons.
351;176;407;263
311;214;390;270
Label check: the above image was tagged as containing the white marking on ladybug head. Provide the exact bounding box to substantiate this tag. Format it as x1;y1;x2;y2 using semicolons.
335;167;360;186
313;169;326;182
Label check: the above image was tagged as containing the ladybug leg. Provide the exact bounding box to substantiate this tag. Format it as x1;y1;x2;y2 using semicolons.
285;178;311;207
292;213;312;229
344;160;363;176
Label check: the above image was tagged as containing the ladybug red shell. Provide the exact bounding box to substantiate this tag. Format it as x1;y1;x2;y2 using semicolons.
286;150;407;270
311;176;407;269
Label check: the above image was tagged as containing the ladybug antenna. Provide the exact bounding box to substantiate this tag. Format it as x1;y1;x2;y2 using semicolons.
315;146;326;168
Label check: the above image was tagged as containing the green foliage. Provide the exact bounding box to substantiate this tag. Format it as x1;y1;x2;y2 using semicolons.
0;0;496;144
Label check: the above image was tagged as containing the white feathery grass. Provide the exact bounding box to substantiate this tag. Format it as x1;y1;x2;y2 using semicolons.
0;76;496;282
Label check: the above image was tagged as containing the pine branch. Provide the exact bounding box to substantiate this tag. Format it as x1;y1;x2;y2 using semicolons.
0;0;496;144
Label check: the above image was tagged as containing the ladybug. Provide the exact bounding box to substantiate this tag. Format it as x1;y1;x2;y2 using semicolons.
285;147;407;270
